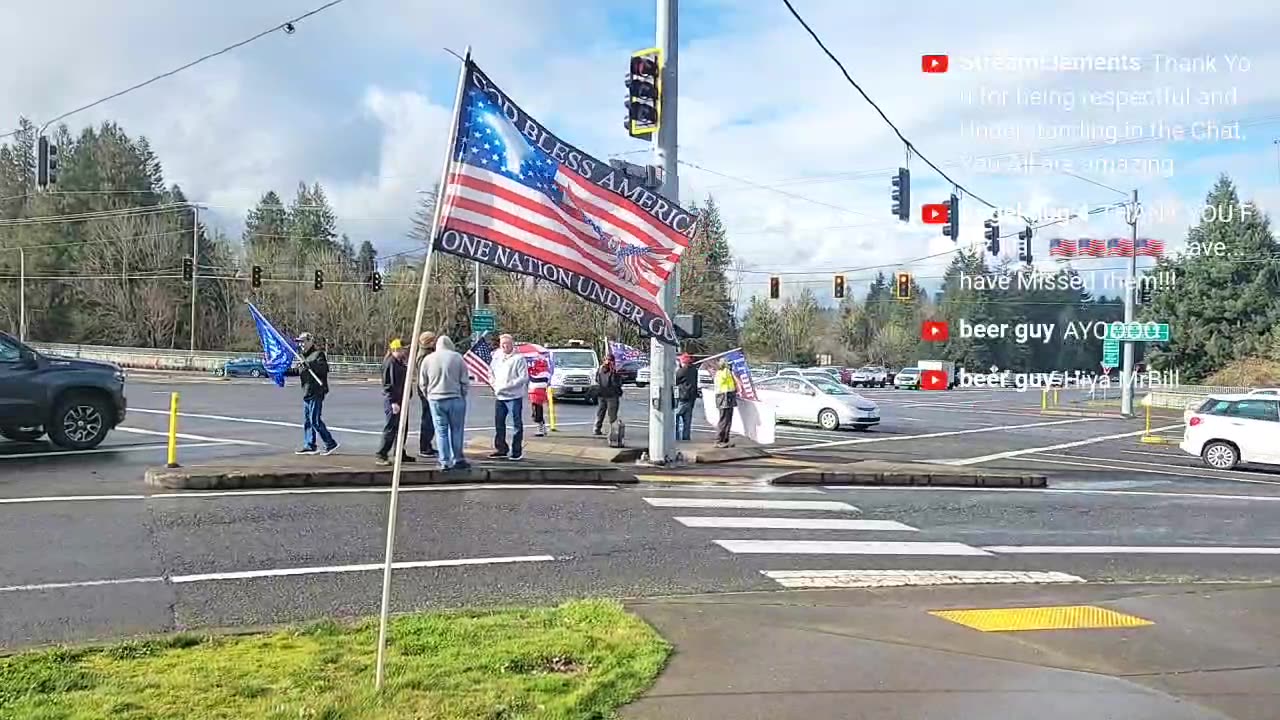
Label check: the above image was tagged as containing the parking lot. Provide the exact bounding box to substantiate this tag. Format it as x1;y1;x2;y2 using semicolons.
4;373;1279;500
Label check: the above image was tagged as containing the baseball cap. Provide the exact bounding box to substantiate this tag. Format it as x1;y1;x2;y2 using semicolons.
296;332;313;343
389;338;404;350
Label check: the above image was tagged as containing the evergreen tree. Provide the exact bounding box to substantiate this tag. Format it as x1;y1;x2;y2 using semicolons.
356;240;378;276
677;196;737;353
741;295;782;360
243;191;289;259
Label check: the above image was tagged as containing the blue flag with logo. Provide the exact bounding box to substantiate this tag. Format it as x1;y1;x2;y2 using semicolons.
247;302;297;388
700;347;758;401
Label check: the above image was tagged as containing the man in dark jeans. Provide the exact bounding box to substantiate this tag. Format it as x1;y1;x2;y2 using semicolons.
376;338;416;466
416;331;437;457
593;354;624;435
295;332;339;455
674;352;698;441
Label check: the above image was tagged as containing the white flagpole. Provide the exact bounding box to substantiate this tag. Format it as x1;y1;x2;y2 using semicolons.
374;45;471;692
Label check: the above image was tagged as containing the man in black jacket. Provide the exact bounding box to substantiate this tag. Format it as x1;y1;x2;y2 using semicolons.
376;338;416;466
295;332;339;455
674;352;698;441
593;354;624;436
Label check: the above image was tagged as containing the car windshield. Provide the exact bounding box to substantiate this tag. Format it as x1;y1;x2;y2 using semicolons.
552;351;597;368
900;368;919;374
809;378;851;395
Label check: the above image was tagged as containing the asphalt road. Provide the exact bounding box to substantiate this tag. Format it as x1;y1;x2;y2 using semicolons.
4;375;1280;651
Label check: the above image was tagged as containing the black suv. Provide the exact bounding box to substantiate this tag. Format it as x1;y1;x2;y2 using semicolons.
0;331;128;449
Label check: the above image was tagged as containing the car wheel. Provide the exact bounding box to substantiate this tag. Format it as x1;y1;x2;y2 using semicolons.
0;426;45;442
1202;441;1239;470
48;394;111;450
635;382;648;388
818;408;840;431
250;368;262;378
213;367;225;377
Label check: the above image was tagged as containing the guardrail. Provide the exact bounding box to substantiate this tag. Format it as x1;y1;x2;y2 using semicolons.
32;342;380;377
1142;383;1253;410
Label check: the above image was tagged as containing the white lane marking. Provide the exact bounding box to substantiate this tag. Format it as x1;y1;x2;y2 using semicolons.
1120;449;1186;459
114;426;267;446
1021;456;1280;486
128;407;594;435
716;540;991;556
985;545;1280;555
169;554;556;583
0;576;165;593
0;442;229;460
641;485;825;494
677;517;916;531
1044;452;1280;482
0;484;618;506
775;418;1098;452
942;424;1183;466
643;497;858;511
762;569;1085;589
820;483;1280;503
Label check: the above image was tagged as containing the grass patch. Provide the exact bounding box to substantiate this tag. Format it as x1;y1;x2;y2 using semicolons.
0;600;670;720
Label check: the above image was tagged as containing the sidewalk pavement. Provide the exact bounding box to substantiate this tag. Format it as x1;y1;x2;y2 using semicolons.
622;583;1280;720
465;430;770;464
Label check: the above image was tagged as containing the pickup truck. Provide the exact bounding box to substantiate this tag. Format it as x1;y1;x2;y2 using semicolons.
0;331;128;449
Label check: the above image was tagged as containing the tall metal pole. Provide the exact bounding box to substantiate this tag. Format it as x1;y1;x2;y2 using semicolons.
473;261;481;310
1121;189;1138;417
18;247;25;342
648;0;679;464
189;205;199;352
374;45;471;692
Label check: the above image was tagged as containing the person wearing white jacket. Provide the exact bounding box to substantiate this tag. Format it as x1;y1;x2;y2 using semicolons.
489;333;530;460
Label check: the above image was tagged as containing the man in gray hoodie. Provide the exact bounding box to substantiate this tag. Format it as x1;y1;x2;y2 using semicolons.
423;335;470;470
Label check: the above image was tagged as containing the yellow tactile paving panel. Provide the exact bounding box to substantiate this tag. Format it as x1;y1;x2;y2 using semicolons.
929;605;1154;632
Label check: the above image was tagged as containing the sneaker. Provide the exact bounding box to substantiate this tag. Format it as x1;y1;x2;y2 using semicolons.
323;443;340;455
401;455;416;463
508;454;524;461
421;448;438;457
453;461;472;471
534;430;546;437
374;456;391;466
592;429;603;436
488;451;508;459
295;448;319;455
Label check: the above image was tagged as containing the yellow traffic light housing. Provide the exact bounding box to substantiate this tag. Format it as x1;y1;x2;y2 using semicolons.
895;271;912;300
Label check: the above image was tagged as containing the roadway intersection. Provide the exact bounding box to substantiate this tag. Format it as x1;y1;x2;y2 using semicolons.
3;376;1280;651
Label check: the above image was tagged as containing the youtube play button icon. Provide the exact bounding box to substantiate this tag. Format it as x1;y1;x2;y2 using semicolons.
922;54;949;73
921;203;949;224
921;320;949;342
920;369;947;390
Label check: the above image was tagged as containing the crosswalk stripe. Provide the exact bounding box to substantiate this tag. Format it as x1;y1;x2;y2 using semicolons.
761;570;1086;588
676;517;916;531
643;498;858;512
642;486;825;494
714;540;991;556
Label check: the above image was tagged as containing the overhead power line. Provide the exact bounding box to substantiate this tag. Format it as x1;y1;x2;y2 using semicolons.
1;0;351;139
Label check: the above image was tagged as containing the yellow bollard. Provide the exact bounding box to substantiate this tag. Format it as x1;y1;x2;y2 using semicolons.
1041;388;1047;412
547;388;558;432
1053;389;1059;406
166;392;180;468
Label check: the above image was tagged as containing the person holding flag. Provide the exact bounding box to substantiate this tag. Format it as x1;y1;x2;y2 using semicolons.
488;333;530;460
528;354;551;437
675;352;698;441
294;332;339;456
713;358;739;448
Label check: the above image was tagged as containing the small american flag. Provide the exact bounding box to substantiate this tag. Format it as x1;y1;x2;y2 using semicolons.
1049;238;1075;257
1106;237;1134;257
464;336;494;387
1137;237;1164;257
1084;238;1107;257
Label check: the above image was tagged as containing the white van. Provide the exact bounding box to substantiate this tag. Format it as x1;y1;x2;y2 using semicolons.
548;342;600;404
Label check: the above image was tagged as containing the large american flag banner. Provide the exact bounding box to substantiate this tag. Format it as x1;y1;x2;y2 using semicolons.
432;61;696;345
464;335;495;387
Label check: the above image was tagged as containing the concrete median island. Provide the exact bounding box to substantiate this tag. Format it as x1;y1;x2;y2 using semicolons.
0;599;670;720
145;452;634;490
464;433;771;464
768;460;1046;487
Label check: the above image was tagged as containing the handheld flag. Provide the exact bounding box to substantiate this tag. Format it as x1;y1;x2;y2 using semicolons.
431;60;698;345
246;302;298;387
699;347;758;401
464;334;496;386
607;339;647;365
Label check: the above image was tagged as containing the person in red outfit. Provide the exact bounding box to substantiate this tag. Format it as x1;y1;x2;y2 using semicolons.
528;355;551;436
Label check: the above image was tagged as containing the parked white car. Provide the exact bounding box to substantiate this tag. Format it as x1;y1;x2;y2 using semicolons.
754;374;880;431
635;365;650;387
849;366;887;388
1246;388;1280;396
1180;394;1280;469
894;367;920;389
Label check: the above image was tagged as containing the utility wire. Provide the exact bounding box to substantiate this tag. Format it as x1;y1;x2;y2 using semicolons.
0;0;352;139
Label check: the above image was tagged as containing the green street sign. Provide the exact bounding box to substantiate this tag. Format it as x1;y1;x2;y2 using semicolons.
1102;338;1120;368
471;308;496;332
1104;322;1169;342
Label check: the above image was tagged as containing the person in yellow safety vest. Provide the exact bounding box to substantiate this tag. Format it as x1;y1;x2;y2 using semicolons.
713;359;738;448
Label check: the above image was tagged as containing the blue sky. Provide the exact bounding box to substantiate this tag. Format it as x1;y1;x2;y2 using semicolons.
3;0;1278;305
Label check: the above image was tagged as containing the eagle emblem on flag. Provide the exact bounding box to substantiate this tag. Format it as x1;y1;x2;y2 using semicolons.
555;180;657;284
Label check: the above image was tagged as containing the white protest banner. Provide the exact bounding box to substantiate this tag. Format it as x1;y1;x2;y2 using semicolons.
701;388;776;444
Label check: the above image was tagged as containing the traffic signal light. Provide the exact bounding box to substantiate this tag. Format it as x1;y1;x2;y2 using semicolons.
182;257;193;282
769;276;780;299
891;168;910;222
37;136;58;188
834;274;845;298
941;194;959;241
1139;283;1152;304
368;271;382;292
624;48;661;140
482;287;491;304
1017;226;1034;264
984;214;1000;255
314;269;324;290
895;271;912;301
251;265;262;288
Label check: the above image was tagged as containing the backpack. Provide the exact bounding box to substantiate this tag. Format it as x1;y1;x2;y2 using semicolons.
607;420;626;448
